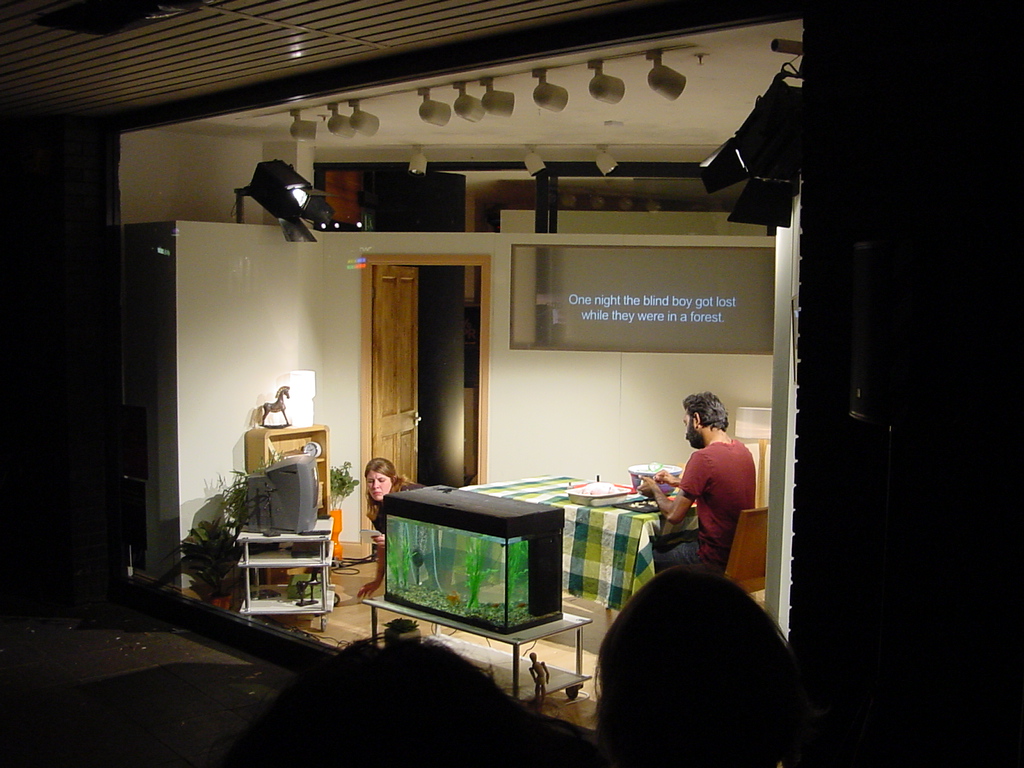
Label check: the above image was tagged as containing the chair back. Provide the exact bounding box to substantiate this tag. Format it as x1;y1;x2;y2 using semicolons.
725;506;768;592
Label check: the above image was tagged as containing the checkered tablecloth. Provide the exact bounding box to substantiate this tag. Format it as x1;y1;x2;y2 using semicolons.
461;476;662;611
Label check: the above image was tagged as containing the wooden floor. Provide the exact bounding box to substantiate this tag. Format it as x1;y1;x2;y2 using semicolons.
275;552;612;730
271;548;766;732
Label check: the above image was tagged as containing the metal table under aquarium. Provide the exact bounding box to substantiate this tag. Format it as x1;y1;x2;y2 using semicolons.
364;598;592;700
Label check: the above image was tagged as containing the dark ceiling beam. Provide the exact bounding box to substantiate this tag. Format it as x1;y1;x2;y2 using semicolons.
108;0;801;132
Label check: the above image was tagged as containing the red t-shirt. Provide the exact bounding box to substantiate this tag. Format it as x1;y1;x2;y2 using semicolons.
679;439;756;570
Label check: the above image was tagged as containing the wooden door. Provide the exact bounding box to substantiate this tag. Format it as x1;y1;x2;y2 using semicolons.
371;265;419;479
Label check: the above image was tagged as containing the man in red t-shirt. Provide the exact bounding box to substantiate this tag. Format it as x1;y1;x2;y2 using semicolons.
639;391;756;572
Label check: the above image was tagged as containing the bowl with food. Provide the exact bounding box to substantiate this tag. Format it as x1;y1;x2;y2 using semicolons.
627;463;683;494
567;481;635;506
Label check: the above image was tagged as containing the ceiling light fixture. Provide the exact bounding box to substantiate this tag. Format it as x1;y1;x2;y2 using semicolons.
289;109;317;141
646;50;687;100
588;60;625;104
326;103;355;138
523;147;545;176
595;146;617;175
453;82;485;122
532;69;568;112
480;77;515;117
408;147;428;176
348;100;379;136
418;88;451;126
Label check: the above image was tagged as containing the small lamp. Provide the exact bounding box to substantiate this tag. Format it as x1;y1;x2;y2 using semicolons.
289;109;317;141
532;69;568;112
588;60;625;104
735;406;771;508
287;370;316;428
453;82;485;122
418;88;451;126
646;50;687;100
523;147;545;176
595;146;617;175
408;147;428;176
480;77;515;116
348;100;379;136
327;103;355;138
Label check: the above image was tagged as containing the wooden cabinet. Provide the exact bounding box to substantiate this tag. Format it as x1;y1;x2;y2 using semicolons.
245;425;330;517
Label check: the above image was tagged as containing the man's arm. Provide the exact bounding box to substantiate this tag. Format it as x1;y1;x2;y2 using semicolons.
640;477;695;524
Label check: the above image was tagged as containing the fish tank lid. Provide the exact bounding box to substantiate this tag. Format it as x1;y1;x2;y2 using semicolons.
383;486;563;538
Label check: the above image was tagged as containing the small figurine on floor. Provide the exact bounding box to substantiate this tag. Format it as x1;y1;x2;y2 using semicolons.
528;651;549;711
260;386;290;427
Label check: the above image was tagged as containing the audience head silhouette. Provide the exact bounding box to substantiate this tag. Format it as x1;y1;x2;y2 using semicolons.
222;637;606;768
597;566;811;768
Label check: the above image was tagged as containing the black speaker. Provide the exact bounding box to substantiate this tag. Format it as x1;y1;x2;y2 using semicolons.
850;240;896;425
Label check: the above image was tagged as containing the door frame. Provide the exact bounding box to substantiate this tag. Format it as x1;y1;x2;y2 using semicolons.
360;253;491;490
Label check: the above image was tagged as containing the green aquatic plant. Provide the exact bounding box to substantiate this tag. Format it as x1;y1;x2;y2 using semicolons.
387;521;413;589
464;537;497;613
507;538;530;605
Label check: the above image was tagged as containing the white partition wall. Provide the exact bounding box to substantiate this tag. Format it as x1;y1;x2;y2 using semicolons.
124;223;780;592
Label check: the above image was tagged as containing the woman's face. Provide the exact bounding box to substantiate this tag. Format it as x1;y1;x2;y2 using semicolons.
366;470;394;502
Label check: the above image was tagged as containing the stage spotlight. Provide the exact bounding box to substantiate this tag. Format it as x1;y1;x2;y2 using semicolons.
728;177;796;228
453;82;485;122
699;69;802;228
289;109;317;141
524;148;545;176
348;100;379;136
588;60;625;104
408;148;428;176
418;88;451;126
700;138;748;193
731;72;802;181
241;160;337;242
595;147;617;175
532;69;568;112
480;77;515;116
327;103;355;138
646;50;686;100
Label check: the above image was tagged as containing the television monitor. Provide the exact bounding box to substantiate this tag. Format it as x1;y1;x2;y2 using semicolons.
244;453;319;533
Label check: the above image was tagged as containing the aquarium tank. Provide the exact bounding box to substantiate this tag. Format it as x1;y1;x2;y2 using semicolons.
382;486;563;633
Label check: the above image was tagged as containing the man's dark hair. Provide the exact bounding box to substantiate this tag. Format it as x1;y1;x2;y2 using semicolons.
683;391;729;430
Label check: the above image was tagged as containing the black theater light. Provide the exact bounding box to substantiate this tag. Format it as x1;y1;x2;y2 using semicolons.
239;160;337;242
700;138;748;194
700;68;802;227
728;177;797;228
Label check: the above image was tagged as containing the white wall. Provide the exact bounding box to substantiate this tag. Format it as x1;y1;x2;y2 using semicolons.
150;225;773;550
120;131;267;225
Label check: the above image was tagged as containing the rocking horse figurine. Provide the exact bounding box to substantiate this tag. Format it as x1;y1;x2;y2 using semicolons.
260;386;291;428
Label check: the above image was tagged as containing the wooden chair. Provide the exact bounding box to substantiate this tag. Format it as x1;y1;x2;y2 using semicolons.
725;506;768;593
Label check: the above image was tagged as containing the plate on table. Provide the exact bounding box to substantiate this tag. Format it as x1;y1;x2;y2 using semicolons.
612;498;661;514
567;482;638;507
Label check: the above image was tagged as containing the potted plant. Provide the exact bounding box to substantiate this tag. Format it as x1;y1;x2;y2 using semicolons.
330;461;360;510
179;471;249;608
383;617;420;646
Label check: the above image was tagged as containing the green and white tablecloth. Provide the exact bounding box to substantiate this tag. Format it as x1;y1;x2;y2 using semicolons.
461;476;662;611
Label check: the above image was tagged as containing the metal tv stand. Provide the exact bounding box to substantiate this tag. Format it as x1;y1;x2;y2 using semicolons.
363;598;592;700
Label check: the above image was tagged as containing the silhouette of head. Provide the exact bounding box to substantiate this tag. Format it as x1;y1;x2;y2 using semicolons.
597;567;811;768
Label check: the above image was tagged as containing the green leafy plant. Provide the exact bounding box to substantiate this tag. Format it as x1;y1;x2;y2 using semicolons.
179;471;249;599
384;618;419;633
465;537;496;613
330;462;360;508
